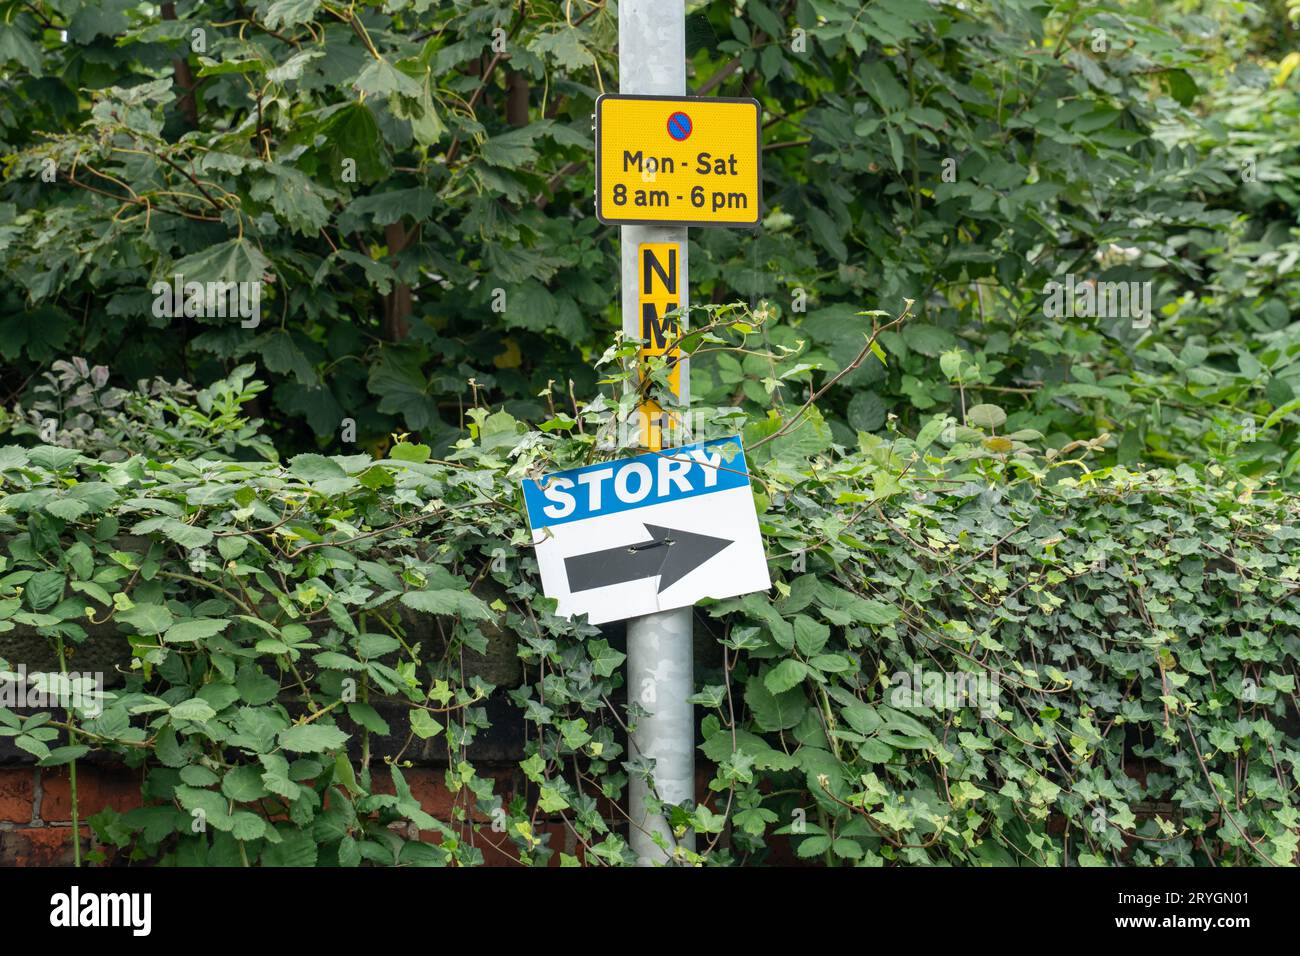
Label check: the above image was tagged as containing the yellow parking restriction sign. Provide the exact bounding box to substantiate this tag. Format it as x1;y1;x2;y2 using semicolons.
595;94;762;228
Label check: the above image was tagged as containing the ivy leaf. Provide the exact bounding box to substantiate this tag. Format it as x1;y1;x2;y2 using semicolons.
537;785;570;813
520;753;546;783
410;710;443;740
587;639;626;677
853;599;900;625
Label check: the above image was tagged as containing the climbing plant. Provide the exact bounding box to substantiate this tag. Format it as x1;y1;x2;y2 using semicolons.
2;354;1298;865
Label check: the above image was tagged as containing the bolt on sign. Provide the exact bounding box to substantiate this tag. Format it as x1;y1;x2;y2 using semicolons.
596;94;762;227
637;241;681;450
520;436;771;625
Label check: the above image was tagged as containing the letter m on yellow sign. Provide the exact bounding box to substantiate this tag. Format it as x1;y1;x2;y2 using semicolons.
638;242;682;450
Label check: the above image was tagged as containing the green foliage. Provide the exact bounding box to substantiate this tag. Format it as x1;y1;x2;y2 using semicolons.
3;0;1300;868
3;0;1298;475
0;358;275;462
2;390;1298;865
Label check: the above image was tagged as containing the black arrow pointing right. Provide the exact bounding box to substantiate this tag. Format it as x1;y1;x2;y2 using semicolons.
564;524;733;594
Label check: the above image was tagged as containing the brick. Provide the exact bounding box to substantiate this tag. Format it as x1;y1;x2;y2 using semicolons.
404;768;460;819
540;822;582;867
0;768;36;824
40;766;143;822
696;763;716;805
764;834;802;866
0;827;90;867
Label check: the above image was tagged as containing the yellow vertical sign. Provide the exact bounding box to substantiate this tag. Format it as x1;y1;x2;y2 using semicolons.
638;242;681;451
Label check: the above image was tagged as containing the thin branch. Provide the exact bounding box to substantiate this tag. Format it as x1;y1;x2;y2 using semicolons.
746;302;913;452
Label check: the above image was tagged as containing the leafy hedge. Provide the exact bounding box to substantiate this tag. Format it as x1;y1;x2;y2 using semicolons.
3;405;1299;865
4;0;1300;869
8;0;1300;483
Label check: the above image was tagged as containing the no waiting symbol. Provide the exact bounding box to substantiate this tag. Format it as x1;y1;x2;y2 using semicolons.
667;111;692;141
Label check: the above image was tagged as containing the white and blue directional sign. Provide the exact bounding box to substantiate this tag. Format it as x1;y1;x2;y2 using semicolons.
521;436;770;625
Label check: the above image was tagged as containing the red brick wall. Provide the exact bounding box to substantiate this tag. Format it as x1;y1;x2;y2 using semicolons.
0;763;706;866
0;766;138;865
0;762;794;866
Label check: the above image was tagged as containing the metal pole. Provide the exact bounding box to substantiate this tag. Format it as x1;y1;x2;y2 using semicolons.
619;0;695;866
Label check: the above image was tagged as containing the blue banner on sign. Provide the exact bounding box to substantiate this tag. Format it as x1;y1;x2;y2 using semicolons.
522;436;751;530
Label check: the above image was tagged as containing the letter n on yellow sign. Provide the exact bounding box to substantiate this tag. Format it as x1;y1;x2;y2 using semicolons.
638;242;681;451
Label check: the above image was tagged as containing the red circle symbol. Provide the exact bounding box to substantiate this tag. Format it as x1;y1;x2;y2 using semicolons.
667;111;693;141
